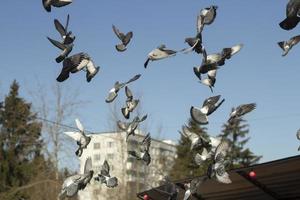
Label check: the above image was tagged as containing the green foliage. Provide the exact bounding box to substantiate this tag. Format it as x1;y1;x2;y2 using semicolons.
0;81;44;199
221;109;262;169
170;118;209;180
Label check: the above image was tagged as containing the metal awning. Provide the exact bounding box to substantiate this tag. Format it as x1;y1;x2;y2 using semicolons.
137;155;300;200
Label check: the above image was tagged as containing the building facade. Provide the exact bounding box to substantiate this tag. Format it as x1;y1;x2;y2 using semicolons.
78;131;177;200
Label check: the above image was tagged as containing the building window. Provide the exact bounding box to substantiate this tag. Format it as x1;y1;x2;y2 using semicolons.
94;154;101;161
107;141;114;148
94;143;101;149
107;153;114;160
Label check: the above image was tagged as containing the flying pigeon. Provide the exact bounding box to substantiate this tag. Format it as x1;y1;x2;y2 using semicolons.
121;86;139;119
58;157;93;200
144;44;177;68
297;129;300;151
200;5;218;26
42;0;72;12
183;16;204;54
105;74;141;103
64;118;91;157
279;0;300;30
194;136;222;166
200;71;217;93
153;177;178;200
128;133;151;165
176;177;207;200
207;140;231;184
94;160;118;188
228;103;256;123
56;53;100;82
117;115;147;141
180;125;208;151
112;25;133;52
47;38;74;63
190;95;225;125
200;44;243;70
278;34;300;56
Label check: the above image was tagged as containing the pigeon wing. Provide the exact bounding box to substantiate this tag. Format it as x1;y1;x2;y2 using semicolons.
197;14;204;34
215;164;232;184
128;150;140;159
105;91;118;103
47;37;66;50
291;35;300;46
238;103;256;116
126;74;141;84
215;140;230;161
112;25;124;41
101;160;110;176
54;19;66;38
66;182;79;197
64;131;82;142
75;118;84;133
190;106;208;124
202;95;221;108
123;31;133;46
182;125;199;143
84;157;92;174
125;86;133;99
141;133;151;152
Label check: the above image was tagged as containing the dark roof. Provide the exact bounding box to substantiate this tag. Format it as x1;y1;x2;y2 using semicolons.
137;155;300;200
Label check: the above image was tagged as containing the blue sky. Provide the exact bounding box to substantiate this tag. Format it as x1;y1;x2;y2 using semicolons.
1;0;300;167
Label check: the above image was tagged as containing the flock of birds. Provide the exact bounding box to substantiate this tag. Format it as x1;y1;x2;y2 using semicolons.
39;0;300;200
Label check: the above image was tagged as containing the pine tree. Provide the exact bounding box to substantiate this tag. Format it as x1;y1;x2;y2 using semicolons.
170;118;209;180
221;109;262;169
0;81;44;199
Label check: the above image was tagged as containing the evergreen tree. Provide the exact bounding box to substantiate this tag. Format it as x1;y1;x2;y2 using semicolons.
0;81;44;199
170;118;209;180
221;109;262;169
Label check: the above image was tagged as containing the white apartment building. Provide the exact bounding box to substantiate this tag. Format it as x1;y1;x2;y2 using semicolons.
78;131;177;200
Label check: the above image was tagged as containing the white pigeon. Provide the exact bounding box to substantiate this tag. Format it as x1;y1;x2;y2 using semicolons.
64;118;91;157
58;157;93;200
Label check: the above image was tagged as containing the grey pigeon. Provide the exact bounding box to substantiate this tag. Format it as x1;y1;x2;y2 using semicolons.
105;74;141;103
121;86;139;119
194;136;222;166
200;5;218;26
56;53;100;82
278;34;300;56
228;103;256;123
297;129;300;151
47;37;73;63
94;160;118;188
47;15;75;63
190;95;225;125
176;177;207;200
55;15;75;45
64;118;91;157
180;125;210;151
58;157;93;200
153;177;178;200
42;0;72;12
207;140;231;184
128;133;151;165
112;25;133;52
200;44;243;70
183;15;204;54
144;44;177;68
200;70;217;93
279;0;300;30
117;114;147;141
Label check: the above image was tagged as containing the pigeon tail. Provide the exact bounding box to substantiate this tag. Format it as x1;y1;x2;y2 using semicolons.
115;44;127;52
56;71;70;82
279;17;300;30
86;66;100;82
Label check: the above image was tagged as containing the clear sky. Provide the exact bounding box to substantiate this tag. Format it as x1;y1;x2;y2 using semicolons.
0;0;299;167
